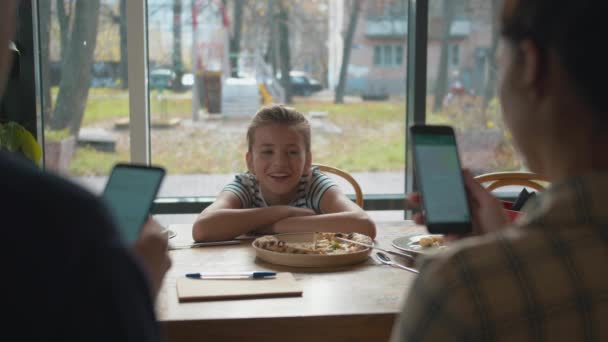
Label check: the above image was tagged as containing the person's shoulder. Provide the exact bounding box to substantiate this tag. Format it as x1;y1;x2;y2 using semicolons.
225;171;257;193
310;165;323;177
232;171;256;185
0;153;115;240
418;226;538;283
407;233;511;326
309;166;336;185
1;154;99;206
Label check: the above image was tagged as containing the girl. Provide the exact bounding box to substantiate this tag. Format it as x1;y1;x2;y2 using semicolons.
192;105;376;241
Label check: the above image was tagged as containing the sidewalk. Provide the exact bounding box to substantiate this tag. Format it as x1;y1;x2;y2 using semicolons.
75;171;408;222
73;171;406;197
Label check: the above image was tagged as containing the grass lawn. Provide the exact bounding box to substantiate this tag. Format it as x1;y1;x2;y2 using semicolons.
51;87;193;126
296;100;406;172
64;88;407;176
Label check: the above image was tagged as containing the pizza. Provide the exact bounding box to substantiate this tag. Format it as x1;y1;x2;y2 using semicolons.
254;232;372;255
418;235;445;248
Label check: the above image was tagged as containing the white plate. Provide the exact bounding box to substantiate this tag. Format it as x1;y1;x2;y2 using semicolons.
392;234;446;254
253;232;372;268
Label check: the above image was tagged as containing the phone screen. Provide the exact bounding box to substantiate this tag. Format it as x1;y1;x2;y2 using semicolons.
412;131;471;228
102;164;165;243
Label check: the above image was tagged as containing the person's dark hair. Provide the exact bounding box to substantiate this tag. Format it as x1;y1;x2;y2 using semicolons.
247;104;311;152
500;0;606;123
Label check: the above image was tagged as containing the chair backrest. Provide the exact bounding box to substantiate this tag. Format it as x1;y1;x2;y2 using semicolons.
474;171;549;192
313;164;363;208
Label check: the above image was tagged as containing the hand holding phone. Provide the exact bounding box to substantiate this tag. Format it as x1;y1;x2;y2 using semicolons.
410;125;472;235
460;169;511;235
408;170;510;237
102;163;166;244
132;218;172;297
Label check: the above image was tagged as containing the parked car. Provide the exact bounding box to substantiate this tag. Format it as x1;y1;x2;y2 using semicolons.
149;68;176;90
90;76;118;88
90;61;119;88
278;71;323;96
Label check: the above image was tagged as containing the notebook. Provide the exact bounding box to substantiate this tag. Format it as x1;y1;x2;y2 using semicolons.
176;272;303;302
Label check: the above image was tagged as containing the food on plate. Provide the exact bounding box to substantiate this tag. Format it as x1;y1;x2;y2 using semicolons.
254;232;372;255
418;235;445;248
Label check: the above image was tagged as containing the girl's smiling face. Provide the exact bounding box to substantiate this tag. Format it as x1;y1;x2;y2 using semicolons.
246;124;311;205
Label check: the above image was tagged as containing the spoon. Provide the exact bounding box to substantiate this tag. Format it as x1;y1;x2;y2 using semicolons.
376;252;419;274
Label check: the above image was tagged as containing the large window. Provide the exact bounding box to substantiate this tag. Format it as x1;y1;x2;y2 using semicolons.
32;0;518;213
33;0;408;207
145;0;408;201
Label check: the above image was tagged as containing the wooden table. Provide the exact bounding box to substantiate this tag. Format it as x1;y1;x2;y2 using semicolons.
157;221;426;342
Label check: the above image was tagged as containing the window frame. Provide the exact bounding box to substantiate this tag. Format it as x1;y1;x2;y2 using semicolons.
126;0;151;164
404;0;429;220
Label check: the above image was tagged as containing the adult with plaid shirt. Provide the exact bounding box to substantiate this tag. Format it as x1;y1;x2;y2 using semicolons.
392;0;608;341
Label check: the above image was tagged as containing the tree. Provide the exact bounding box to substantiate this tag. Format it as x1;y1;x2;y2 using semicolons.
56;0;74;64
482;0;501;113
119;0;128;89
98;0;127;88
229;0;244;78
264;0;278;76
172;0;184;90
433;0;454;112
277;0;292;103
39;0;52;123
50;0;101;135
335;0;362;104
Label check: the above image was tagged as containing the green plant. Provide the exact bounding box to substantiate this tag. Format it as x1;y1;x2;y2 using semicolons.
0;121;42;164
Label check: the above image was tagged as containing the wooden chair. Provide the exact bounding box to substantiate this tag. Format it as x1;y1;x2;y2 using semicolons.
313;164;364;208
474;171;549;192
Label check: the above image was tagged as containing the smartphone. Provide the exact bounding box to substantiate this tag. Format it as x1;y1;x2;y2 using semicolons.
102;163;166;243
410;125;472;234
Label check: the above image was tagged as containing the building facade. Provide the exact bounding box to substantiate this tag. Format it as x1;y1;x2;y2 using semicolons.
328;0;495;97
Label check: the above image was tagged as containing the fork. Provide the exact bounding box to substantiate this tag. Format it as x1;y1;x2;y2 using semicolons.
375;252;419;274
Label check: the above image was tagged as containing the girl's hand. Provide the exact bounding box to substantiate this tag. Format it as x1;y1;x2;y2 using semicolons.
287;207;316;217
253;207;315;234
408;169;509;240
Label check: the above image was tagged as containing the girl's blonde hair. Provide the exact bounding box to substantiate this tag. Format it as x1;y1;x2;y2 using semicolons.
247;104;311;152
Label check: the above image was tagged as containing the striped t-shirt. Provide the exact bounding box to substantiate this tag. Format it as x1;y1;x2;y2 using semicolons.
222;166;337;213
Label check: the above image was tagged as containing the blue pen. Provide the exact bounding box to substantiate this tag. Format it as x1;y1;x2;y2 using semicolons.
185;272;277;280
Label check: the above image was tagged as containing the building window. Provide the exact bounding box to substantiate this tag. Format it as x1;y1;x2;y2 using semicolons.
374;44;404;67
383;45;393;66
374;45;382;65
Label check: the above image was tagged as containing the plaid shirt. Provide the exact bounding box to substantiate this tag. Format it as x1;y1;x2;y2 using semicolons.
391;173;608;342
